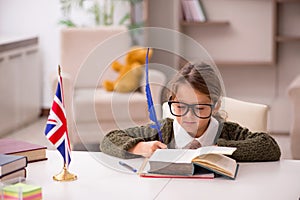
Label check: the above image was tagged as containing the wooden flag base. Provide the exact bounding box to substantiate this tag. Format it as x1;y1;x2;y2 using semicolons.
53;164;77;182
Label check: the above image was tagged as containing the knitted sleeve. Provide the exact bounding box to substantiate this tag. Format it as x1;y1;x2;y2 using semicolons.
217;122;281;162
100;118;173;159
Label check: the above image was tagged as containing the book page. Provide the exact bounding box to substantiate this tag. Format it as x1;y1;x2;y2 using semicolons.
149;146;237;163
196;146;237;156
149;149;199;163
193;154;237;177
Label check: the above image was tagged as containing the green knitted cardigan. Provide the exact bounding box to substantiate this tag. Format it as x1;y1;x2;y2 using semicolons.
100;118;281;162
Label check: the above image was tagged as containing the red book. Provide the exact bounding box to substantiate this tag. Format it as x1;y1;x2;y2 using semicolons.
139;172;214;179
0;139;47;163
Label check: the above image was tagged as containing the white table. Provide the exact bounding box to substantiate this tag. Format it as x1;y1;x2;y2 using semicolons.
158;160;300;200
24;150;300;200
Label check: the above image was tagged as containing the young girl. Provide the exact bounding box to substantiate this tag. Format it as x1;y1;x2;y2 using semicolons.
100;63;281;162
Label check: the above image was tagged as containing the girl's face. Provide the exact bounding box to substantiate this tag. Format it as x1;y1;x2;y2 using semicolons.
172;84;215;138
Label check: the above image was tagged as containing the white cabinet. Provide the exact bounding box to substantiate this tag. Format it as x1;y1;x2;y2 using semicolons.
0;51;17;134
0;37;41;136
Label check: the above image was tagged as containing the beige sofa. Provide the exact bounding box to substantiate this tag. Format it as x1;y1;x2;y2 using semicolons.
288;75;300;159
55;27;166;150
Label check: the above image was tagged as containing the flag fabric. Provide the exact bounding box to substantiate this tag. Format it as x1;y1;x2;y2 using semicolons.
145;48;163;142
45;72;71;166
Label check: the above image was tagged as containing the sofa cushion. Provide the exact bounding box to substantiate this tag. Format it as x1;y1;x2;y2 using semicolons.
74;88;148;123
60;26;129;88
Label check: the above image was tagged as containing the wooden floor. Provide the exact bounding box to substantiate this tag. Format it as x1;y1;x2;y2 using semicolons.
0;117;293;160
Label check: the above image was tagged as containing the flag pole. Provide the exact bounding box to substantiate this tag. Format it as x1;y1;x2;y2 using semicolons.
52;65;77;182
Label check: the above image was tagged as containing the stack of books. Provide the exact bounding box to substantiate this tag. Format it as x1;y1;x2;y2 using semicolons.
0;154;27;181
1;182;42;200
181;0;207;22
0;138;47;182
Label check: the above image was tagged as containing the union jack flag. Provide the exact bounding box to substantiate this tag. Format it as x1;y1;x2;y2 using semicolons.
45;69;71;166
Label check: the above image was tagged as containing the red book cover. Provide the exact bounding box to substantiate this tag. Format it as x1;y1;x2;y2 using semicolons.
140;172;214;179
0;139;47;163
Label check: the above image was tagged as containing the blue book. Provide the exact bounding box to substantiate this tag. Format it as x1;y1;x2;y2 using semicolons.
0;154;27;177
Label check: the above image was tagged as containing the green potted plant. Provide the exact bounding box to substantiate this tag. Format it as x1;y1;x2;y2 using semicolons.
59;0;144;45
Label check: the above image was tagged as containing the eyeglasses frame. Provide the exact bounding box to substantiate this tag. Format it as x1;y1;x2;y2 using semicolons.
167;100;215;119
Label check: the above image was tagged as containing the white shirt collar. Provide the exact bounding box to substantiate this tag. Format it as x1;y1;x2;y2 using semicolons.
173;117;219;149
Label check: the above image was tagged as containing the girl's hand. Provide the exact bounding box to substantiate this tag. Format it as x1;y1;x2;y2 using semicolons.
128;141;167;158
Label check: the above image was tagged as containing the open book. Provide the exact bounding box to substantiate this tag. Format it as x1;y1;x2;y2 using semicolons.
146;146;239;179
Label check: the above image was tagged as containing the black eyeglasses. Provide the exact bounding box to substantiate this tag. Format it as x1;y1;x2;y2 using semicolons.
168;100;214;119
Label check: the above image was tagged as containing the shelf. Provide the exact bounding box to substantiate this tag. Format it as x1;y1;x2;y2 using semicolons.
180;20;230;26
276;36;300;42
276;0;300;3
0;37;38;53
215;61;275;67
178;1;276;66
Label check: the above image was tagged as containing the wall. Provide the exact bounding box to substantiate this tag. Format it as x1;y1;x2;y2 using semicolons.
0;0;61;108
0;0;131;109
147;0;300;134
0;0;299;133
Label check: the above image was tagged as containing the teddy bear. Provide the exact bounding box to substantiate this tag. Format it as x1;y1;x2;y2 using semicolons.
102;47;153;93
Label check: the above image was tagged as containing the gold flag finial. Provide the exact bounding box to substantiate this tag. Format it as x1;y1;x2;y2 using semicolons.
58;65;61;76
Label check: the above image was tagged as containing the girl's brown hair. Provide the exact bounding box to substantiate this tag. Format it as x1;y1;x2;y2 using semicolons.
168;62;223;105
